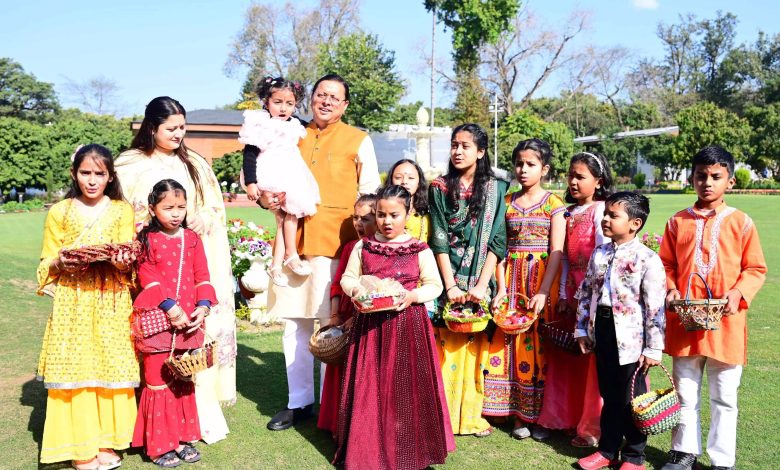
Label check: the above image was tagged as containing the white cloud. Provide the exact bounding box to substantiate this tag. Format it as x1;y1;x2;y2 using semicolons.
632;0;659;9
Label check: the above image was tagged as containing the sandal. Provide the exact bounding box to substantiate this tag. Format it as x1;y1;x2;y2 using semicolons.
474;427;493;438
268;265;289;287
72;458;100;470
97;449;121;470
283;254;312;277
152;451;181;468
175;444;201;464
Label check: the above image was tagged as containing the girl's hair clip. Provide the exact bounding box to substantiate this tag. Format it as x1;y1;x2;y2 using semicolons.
70;144;84;162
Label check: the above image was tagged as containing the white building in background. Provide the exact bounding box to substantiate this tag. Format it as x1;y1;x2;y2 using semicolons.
370;124;453;174
573;126;681;186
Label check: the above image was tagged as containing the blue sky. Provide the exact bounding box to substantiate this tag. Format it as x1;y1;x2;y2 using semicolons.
1;0;777;117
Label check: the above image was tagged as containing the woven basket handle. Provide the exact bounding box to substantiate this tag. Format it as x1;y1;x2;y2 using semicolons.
168;325;213;361
684;272;713;301
630;362;675;400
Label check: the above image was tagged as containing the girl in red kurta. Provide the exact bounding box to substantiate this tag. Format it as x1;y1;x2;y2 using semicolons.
318;194;377;436
132;179;217;468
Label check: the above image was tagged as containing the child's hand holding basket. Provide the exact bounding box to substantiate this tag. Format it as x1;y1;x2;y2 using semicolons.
669;272;727;331
442;299;492;333
351;275;408;314
492;294;538;335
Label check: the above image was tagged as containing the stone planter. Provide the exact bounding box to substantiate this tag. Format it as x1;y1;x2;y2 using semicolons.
240;257;277;324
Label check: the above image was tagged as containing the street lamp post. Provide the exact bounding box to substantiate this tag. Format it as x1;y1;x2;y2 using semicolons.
488;93;504;168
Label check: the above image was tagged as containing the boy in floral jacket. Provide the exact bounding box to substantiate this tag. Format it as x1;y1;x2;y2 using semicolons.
574;192;667;470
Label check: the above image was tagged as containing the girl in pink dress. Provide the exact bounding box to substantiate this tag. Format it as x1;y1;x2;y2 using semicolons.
239;76;320;286
132;179;217;467
537;151;613;447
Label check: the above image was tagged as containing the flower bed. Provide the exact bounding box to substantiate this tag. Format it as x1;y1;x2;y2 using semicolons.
227;219;273;278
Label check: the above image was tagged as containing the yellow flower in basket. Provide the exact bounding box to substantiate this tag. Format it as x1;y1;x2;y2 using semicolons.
442;299;492;333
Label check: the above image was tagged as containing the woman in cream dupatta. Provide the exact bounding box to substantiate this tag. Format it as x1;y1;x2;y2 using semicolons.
115;96;236;444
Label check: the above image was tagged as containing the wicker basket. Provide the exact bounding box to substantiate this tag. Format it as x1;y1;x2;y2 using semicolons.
165;330;217;380
669;272;727;331
538;319;580;354
309;325;349;364
630;364;681;435
442;300;491;333
492;294;538;335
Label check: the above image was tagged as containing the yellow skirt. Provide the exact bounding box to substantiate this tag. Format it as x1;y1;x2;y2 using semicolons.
40;387;137;464
434;327;491;435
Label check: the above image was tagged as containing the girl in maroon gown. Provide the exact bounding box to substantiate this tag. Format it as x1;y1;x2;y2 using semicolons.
335;185;455;470
131;179;217;468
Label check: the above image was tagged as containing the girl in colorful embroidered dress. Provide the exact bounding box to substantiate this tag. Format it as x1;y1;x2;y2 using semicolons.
239;76;320;286
318;193;378;436
132;179;217;468
36;144;139;470
490;138;565;441
429;123;508;437
384;159;431;241
335;185;454;470
537;152;613;447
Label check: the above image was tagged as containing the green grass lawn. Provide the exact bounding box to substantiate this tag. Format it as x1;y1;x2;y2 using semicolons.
0;195;776;469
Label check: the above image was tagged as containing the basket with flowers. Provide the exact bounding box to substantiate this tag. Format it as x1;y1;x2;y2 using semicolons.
492;294;538;335
226;218;274;278
351;275;407;313
442;299;492;333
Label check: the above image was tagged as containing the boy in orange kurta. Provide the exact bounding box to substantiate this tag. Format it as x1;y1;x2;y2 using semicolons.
659;146;766;470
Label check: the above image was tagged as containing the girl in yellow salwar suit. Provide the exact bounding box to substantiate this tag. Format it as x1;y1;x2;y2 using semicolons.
36;145;139;469
115;97;236;445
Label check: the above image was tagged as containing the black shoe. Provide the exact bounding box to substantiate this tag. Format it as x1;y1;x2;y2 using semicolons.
266;404;314;431
660;450;698;470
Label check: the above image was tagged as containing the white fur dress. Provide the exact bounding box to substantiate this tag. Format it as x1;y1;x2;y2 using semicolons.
238;110;320;217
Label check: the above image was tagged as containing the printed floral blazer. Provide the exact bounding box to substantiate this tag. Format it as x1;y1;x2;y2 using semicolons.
574;237;666;365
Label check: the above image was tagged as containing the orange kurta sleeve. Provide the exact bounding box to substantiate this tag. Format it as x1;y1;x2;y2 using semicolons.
732;215;767;310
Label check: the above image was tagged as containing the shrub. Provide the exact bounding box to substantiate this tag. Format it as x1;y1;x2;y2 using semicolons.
633;173;646;189
734;168;751;189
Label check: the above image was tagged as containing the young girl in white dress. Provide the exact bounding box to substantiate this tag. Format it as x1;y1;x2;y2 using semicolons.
240;76;320;286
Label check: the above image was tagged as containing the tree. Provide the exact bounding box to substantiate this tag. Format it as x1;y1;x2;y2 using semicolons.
480;8;589;114
672;102;752;177
497;109;577;175
46;109;133;190
212;151;243;186
62;76;121;115
745;103;780;180
452;70;490;131
697;11;738;104
317;32;405;131
425;0;520;73
225;0;360;110
0;117;49;192
0;58;59;122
